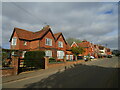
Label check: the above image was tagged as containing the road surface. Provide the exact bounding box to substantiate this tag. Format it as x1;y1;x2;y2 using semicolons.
3;57;119;88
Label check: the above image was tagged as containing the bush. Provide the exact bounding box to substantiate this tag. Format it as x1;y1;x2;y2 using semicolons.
2;52;8;60
49;57;55;60
49;57;56;63
24;51;45;68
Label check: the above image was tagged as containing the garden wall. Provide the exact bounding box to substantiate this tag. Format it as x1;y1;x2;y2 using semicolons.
1;67;15;77
47;60;85;68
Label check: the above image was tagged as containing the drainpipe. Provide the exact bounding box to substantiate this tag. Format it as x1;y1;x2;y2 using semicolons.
39;40;40;50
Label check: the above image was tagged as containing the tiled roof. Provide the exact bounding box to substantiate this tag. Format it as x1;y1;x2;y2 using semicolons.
98;45;104;50
77;41;91;48
106;48;110;52
13;25;50;40
15;28;34;40
54;32;62;40
54;32;67;44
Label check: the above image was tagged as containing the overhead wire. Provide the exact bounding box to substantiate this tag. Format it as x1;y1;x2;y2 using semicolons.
10;2;48;26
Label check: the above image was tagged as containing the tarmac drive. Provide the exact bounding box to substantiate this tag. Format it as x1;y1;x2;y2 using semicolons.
2;57;119;88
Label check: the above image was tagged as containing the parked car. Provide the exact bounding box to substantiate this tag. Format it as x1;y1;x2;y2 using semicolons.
84;56;89;61
90;56;95;59
107;55;112;58
84;57;88;61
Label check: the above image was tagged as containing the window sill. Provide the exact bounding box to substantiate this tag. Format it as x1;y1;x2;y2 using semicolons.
58;47;63;48
45;44;52;46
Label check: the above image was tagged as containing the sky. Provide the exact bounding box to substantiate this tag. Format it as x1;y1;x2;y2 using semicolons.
2;2;118;50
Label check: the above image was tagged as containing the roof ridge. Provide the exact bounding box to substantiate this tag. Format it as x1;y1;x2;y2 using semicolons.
54;32;62;35
35;28;49;33
14;27;34;33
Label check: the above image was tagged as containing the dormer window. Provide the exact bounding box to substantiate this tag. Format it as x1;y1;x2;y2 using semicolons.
11;37;17;45
58;41;63;48
23;41;27;46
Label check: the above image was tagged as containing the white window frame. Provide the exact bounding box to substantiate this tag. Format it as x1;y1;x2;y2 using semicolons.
70;55;73;60
22;51;26;58
11;37;17;45
66;55;69;60
57;51;64;59
11;51;15;55
58;41;63;48
45;50;52;57
23;41;27;46
45;38;52;46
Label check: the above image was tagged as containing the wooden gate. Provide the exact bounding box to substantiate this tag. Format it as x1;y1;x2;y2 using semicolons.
18;58;45;73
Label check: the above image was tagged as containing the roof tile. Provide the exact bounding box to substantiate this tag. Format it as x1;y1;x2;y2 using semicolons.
14;25;50;40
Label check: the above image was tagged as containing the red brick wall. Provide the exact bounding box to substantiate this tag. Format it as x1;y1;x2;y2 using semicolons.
40;31;56;48
39;31;57;58
56;35;67;52
1;68;14;77
30;40;39;50
106;52;112;55
19;40;30;50
48;60;85;68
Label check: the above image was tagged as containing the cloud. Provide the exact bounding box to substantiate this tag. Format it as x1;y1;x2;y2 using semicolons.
2;2;118;49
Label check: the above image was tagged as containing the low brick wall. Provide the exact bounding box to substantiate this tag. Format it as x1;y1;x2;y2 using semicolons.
48;62;65;68
1;67;15;77
48;60;85;68
66;60;85;65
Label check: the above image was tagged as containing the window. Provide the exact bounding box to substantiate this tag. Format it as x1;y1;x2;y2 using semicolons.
22;51;26;58
11;51;14;55
66;55;69;60
57;51;64;59
58;41;63;48
45;38;52;46
23;41;27;46
70;55;73;60
45;50;52;57
11;37;17;45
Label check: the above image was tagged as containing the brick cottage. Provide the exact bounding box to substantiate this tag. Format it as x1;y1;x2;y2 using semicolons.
9;25;74;61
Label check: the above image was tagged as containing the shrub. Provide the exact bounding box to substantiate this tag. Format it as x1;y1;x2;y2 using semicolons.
24;51;45;68
49;57;56;63
49;57;55;60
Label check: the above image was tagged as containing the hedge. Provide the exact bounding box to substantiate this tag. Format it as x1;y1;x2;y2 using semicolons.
24;51;45;68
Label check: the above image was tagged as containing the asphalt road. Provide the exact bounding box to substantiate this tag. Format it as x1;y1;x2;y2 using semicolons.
3;57;119;88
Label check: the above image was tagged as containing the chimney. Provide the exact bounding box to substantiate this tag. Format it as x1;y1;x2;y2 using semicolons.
43;25;50;29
